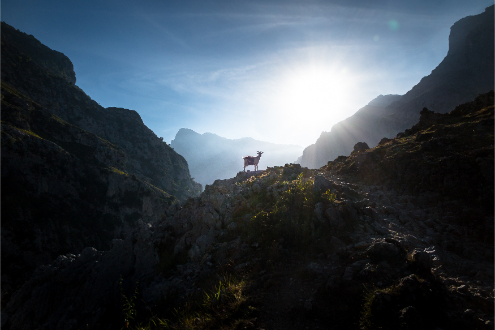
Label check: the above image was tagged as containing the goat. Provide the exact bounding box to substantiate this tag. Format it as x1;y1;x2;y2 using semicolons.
242;151;263;172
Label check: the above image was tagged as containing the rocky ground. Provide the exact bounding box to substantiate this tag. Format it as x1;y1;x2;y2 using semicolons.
4;164;493;329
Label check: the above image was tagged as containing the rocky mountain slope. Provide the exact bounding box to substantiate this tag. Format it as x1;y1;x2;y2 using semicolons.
299;5;494;168
1;22;200;305
3;92;492;329
1;22;201;200
171;128;304;188
297;94;402;168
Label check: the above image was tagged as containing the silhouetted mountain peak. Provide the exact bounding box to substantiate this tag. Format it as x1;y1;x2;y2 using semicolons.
447;5;494;58
1;21;76;84
176;127;201;138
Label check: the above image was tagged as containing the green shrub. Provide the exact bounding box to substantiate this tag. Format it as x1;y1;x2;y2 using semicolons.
322;189;337;203
120;279;139;329
156;274;255;330
239;172;318;250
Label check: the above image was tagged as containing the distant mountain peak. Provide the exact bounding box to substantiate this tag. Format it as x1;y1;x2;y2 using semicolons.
171;130;304;187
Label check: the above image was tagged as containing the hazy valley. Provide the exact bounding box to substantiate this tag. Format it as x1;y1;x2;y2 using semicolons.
171;128;304;188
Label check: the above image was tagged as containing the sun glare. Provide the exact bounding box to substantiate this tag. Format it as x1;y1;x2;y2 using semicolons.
268;64;356;134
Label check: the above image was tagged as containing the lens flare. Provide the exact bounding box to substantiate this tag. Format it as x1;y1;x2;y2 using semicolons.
388;19;399;31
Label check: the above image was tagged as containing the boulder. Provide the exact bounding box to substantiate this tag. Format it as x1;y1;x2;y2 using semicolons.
366;241;400;263
409;249;433;274
313;174;334;194
352;142;370;154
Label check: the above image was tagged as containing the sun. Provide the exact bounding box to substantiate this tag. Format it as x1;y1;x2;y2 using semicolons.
274;64;354;121
257;61;361;146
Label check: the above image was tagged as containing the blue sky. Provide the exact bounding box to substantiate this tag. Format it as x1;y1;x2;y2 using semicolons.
2;0;492;146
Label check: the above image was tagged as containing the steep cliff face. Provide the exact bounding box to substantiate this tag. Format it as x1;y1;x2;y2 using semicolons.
0;23;76;85
1;22;201;201
1;22;200;302
171;128;304;187
299;5;494;168
385;5;494;129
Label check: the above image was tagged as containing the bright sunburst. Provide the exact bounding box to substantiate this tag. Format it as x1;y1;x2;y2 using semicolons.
276;65;353;116
268;63;357;136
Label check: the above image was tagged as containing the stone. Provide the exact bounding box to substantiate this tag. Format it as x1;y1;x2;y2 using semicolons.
325;207;345;229
378;137;392;145
366;241;400;263
314;202;325;221
313;174;334;194
354;241;369;250
342;267;354;281
399;306;419;324
329;236;346;251
227;222;238;231
352;142;370;153
410;249;432;274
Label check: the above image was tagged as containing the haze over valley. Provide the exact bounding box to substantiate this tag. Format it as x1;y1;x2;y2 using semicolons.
171;128;304;188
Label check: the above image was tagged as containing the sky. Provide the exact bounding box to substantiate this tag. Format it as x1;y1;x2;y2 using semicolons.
2;0;492;147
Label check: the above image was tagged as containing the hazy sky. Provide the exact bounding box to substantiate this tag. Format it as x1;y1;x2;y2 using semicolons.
2;0;492;147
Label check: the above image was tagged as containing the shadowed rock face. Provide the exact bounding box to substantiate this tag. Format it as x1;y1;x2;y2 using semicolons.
1;22;200;304
1;22;201;202
299;5;494;168
0;23;76;85
326;91;494;206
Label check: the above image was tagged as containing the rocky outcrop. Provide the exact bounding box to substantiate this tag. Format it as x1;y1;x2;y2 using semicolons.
326;91;494;217
1;85;178;304
299;5;494;168
171;128;304;188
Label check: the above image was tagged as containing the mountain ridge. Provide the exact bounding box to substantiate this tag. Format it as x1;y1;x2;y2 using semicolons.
298;5;494;168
